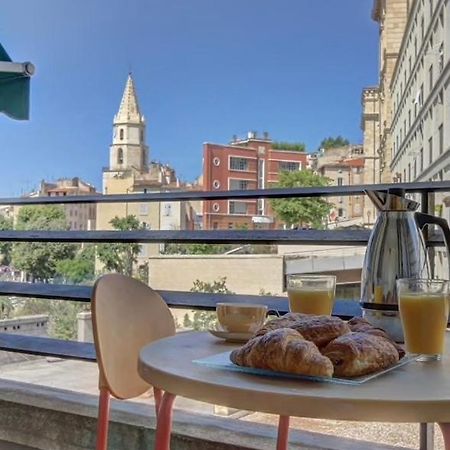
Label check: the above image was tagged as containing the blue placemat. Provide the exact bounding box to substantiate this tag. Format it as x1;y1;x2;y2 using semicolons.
194;351;416;386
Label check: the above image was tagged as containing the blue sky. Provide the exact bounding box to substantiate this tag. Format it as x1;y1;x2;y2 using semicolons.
1;0;379;196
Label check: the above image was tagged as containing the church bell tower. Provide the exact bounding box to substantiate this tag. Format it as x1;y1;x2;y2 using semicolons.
109;74;148;172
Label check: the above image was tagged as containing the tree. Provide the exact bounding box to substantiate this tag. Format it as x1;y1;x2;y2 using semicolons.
56;245;96;284
96;215;144;276
162;243;235;255
318;136;350;150
0;216;13;265
12;206;77;281
272;142;306;152
271;170;333;229
183;277;234;330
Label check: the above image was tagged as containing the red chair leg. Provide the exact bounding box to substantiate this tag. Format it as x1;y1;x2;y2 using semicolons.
96;388;111;450
277;415;290;450
439;423;450;450
154;392;176;450
154;387;163;417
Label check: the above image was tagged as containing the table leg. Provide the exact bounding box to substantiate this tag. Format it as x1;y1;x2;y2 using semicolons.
277;415;290;450
154;392;176;450
153;387;163;417
438;424;450;450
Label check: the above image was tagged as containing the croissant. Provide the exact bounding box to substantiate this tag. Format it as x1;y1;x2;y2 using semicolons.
348;317;405;359
254;314;350;348
230;328;333;377
321;332;399;378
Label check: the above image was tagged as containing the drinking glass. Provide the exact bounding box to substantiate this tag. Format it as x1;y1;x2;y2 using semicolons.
287;274;336;315
397;278;449;361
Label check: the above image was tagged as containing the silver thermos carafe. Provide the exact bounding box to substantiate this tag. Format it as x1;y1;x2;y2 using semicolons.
360;188;450;342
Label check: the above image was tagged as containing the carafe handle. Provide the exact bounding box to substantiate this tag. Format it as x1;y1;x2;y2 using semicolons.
415;212;450;254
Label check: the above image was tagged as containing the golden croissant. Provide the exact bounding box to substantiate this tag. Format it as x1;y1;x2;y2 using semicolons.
230;328;333;377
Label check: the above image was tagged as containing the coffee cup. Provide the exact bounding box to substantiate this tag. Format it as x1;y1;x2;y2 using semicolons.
216;303;267;333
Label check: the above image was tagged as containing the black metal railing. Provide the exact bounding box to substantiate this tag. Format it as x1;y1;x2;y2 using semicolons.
0;180;448;361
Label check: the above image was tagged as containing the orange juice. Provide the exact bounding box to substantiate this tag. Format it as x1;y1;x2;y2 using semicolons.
399;294;449;355
288;289;334;315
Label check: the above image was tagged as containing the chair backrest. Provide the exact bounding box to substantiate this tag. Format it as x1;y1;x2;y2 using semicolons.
92;273;175;400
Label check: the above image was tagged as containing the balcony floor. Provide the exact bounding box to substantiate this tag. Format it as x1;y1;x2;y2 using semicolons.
0;442;37;450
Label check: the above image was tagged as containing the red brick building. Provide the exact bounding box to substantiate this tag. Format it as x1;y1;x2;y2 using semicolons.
203;133;309;230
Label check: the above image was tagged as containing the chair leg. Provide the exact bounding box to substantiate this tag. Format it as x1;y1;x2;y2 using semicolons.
439;423;450;450
154;392;176;450
96;388;111;450
154;387;163;417
277;415;290;450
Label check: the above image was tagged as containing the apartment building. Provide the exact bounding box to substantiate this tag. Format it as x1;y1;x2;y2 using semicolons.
315;146;366;224
390;0;449;185
16;177;97;231
202;133;309;230
361;0;410;183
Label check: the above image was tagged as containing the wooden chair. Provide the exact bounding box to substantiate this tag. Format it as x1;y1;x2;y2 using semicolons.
91;273;175;450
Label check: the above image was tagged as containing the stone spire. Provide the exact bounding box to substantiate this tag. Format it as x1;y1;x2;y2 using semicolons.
114;73;144;124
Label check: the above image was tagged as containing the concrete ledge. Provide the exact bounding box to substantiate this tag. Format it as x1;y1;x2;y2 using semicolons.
0;378;412;450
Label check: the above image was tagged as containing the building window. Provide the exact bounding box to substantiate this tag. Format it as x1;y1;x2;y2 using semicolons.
212;180;221;189
338;208;344;217
429;137;433;165
228;223;234;229
163;204;172;217
230;157;249;171
229;201;247;215
414;160;417;179
139;204;149;216
337;177;343;186
279;161;300;172
117;148;124;164
439;124;444;155
119;129;124;140
213;157;221;167
212;222;218;230
212;203;220;212
229;179;249;190
420;148;424;172
408;163;411;182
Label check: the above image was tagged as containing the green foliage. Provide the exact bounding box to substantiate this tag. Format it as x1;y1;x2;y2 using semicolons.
0;216;13;265
271;170;333;228
11;206;77;281
15;298;86;340
96;215;143;276
319;136;350;150
184;277;235;331
56;245;96;284
162;243;235;255
190;277;234;294
272;141;306;152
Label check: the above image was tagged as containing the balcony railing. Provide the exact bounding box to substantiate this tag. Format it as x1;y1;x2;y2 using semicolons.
0;180;448;362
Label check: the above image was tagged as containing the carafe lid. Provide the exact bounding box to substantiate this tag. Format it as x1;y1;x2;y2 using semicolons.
366;188;419;211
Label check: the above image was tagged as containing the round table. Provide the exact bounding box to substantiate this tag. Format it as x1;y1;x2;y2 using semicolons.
139;331;450;449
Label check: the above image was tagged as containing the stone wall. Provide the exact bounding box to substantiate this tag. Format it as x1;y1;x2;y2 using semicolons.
147;255;284;295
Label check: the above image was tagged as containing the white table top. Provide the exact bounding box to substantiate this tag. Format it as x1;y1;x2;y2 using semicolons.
138;331;450;422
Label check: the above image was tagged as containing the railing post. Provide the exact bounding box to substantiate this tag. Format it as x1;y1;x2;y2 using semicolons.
420;423;434;450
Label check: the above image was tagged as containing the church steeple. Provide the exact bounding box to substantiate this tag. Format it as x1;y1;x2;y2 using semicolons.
115;73;143;123
109;74;149;173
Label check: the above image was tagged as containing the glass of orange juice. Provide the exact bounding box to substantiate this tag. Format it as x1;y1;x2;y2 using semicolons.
397;278;450;361
287;274;336;315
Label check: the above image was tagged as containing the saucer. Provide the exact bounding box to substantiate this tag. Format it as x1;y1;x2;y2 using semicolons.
208;329;254;343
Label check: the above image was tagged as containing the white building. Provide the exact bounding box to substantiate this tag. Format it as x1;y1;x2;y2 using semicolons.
390;0;449;184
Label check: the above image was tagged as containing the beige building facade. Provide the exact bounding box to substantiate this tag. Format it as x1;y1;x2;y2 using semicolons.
315;146;366;224
15;177;97;230
362;0;410;183
97;74;195;263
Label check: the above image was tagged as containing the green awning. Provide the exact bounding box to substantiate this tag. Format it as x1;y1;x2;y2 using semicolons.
0;43;32;120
